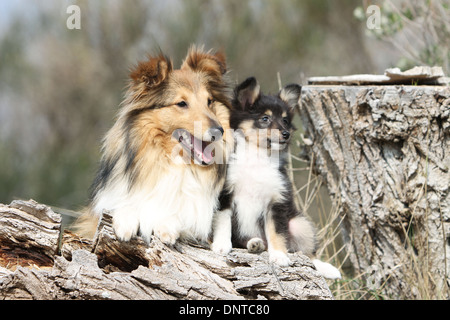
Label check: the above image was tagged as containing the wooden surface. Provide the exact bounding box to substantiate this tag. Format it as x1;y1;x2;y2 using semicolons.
299;85;450;299
308;66;447;85
0;199;334;300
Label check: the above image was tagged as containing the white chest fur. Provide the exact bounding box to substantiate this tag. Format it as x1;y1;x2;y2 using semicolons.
93;165;220;243
227;135;287;238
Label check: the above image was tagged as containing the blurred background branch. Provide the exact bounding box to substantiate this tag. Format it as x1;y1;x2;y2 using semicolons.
355;0;449;72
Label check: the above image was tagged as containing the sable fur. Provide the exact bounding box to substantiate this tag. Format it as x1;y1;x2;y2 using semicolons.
74;46;233;245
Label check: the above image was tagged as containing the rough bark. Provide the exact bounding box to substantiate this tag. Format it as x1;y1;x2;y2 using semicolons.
0;199;333;300
0;200;61;269
300;85;450;299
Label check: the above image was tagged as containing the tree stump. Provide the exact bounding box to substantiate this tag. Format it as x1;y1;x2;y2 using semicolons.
300;85;450;299
0;199;334;300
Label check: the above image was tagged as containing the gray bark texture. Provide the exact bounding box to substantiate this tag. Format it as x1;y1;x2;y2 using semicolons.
0;199;334;300
300;85;450;299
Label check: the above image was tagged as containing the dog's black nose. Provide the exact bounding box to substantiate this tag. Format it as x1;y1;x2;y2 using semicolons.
282;130;290;140
216;126;225;135
209;126;224;141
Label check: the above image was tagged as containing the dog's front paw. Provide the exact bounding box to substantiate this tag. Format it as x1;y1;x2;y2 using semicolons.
247;238;265;253
269;250;292;267
211;239;232;255
113;214;139;242
154;226;179;246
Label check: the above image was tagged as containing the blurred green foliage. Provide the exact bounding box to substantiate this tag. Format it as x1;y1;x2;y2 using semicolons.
354;0;449;73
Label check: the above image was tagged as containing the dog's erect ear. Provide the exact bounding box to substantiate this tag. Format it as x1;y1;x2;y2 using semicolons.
182;46;231;108
279;84;301;116
129;53;173;87
235;77;260;110
181;46;227;77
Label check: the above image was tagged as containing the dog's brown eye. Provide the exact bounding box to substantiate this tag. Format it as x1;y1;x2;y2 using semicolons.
261;115;270;122
283;117;289;125
208;98;213;106
176;101;188;108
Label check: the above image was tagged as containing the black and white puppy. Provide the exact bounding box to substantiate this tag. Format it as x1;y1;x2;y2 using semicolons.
212;77;340;278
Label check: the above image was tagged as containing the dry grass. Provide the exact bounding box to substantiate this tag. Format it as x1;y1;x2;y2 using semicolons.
289;146;450;300
289;153;392;300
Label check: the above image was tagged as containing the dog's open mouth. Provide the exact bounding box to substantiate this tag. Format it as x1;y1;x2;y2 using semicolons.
267;138;288;150
172;129;216;166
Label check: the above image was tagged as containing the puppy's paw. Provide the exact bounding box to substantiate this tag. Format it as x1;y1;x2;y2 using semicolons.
247;238;265;253
154;226;179;246
269;250;292;267
113;215;139;242
312;259;342;280
211;239;232;255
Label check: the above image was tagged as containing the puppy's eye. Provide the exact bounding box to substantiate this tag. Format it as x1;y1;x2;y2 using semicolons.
207;98;214;107
176;101;188;108
261;115;270;122
283;117;289;125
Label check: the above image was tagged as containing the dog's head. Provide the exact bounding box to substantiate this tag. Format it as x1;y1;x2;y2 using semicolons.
124;47;231;166
231;77;301;151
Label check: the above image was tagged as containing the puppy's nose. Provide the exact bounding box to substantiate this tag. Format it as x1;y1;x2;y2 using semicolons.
208;126;224;141
282;130;290;140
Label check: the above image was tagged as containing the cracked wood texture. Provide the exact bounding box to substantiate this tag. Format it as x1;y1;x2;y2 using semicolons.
300;85;450;299
0;200;333;300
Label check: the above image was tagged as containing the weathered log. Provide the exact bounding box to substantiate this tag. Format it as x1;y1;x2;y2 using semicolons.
0;199;61;269
0;199;334;300
300;84;450;299
308;66;447;86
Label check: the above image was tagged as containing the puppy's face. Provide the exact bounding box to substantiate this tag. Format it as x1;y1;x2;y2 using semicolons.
231;77;301;150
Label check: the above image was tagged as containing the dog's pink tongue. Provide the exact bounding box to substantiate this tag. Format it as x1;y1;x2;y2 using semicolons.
193;137;214;164
201;143;214;164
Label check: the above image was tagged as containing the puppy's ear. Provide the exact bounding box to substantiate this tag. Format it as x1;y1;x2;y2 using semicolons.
129;53;173;87
182;46;227;77
235;77;260;110
279;84;301;116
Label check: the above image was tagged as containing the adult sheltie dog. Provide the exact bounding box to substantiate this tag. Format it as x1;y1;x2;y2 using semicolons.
75;47;233;245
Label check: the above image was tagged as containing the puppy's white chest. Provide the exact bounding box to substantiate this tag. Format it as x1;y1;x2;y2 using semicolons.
227;141;286;239
230;157;283;201
230;139;285;197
